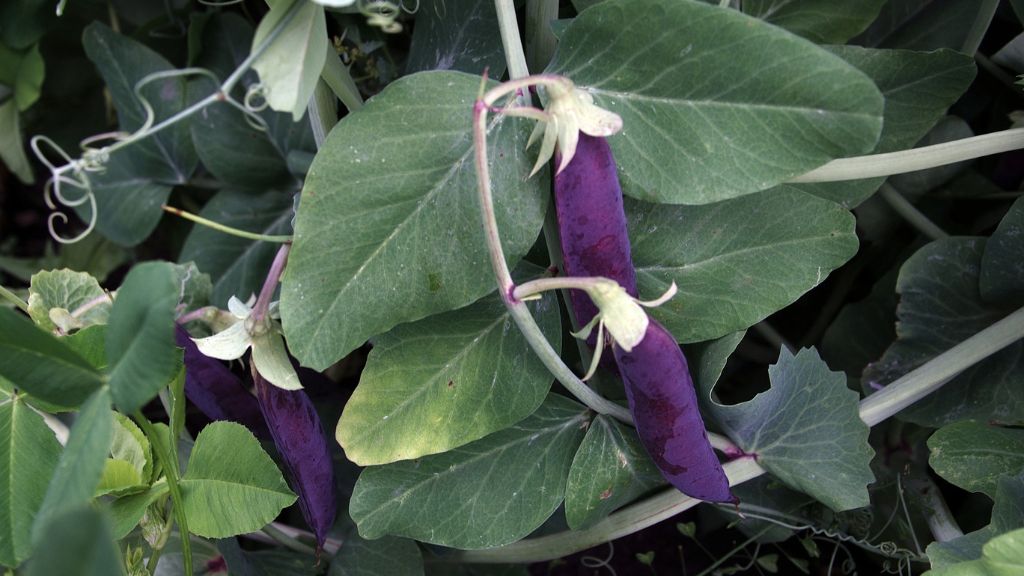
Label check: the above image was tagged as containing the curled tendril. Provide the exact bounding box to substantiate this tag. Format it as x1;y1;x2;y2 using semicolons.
359;0;404;33
579;542;617;576
132;67;222;137
31;135;99;244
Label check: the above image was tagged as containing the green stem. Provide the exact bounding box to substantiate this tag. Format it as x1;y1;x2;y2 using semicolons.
321;44;364;112
261;523;317;556
960;0;998;56
449;305;1024;563
134;411;192;576
787;129;1024;183
162;205;292;243
878;183;949;241
0;285;28;313
494;0;531;85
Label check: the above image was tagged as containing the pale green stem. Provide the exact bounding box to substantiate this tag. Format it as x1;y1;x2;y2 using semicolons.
961;0;998;56
494;0;531;85
513;276;609;299
878;183;949;241
162;205;292;243
134;411;193;576
450;305;1024;563
321;44;364;112
917;476;963;543
0;285;28;313
307;80;337;148
787;129;1024;183
261;523;317;556
525;0;558;73
859;304;1024;427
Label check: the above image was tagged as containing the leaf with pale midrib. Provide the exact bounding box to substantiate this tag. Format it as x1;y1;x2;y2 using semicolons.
546;0;883;205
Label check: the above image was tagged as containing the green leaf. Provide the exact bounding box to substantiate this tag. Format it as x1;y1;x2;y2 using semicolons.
686;330;745;414
109;479;168;539
742;0;887;44
727;476;816;543
190;99;296;190
179;421;296;538
546;0;883;204
710;348;874;511
628;188;857;343
82;21;196;182
171;261;213;313
790;46;976;207
26;507;125;576
251;0;327;120
564;415;664;530
106;262;181;413
95;459;144;497
350;394;589;548
33;388;113;542
0;1;54;50
929;422;1024;499
329;533;424;576
863;238;1024;427
0;42;44;111
27;269;109;332
0;308;104;408
406;0;506;76
0;100;33;184
821;265;897;379
926;527;1024;576
855;0;999;52
179;189;295;307
927;474;1024;570
338;282;561;466
980;197;1024;307
0;397;61;568
104;412;153;488
280;71;546;369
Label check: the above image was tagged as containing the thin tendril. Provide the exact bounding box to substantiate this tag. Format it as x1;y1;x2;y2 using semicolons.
580;541;617;576
131;68;222;137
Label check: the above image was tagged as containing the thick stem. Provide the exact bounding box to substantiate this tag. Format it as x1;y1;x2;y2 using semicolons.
960;0;998;56
252;244;291;323
878;183;949;241
452;305;1024;563
787;129;1024;183
494;0;531;83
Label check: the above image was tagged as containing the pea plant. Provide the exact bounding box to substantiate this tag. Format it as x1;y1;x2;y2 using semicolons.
2;0;1024;574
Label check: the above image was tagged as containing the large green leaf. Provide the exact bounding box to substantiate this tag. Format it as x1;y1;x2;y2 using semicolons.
926;527;1024;576
179;421;296;538
179;189;295;307
742;0;886;44
338;284;560;466
564;414;663;530
27;269;109;332
0;308;103;408
251;0;327;120
350;394;589;549
627;188;857;343
405;0;506;76
190;99;296;190
546;0;883;205
927;474;1024;570
106;262;181;413
0;42;44;111
788;46;976;207
280;71;546;369
710;348;874;511
821;264;898;379
95;412;153;497
82;22;196;182
929;422;1024;499
109;479;168;539
980;197;1024;307
863;238;1024;427
329;533;424;576
0;397;61;568
854;0;998;52
33;388;113;542
26;507;125;576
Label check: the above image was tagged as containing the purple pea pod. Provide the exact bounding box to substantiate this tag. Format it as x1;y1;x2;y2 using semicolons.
613;319;734;503
176;325;270;438
253;371;336;551
553;133;734;503
555;134;638;338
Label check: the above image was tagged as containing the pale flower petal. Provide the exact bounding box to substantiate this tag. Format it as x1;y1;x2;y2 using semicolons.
587;280;650;353
252;328;303;390
192;320;252;360
227;295;252;319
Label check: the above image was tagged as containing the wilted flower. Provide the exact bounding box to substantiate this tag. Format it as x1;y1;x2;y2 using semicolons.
191;296;302;390
527;79;623;176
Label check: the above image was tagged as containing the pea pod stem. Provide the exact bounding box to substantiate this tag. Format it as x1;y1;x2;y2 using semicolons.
450;304;1024;563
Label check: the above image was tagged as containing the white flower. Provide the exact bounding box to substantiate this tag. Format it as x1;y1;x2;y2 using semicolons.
528;79;623;176
572;280;677;380
191;296;302;391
